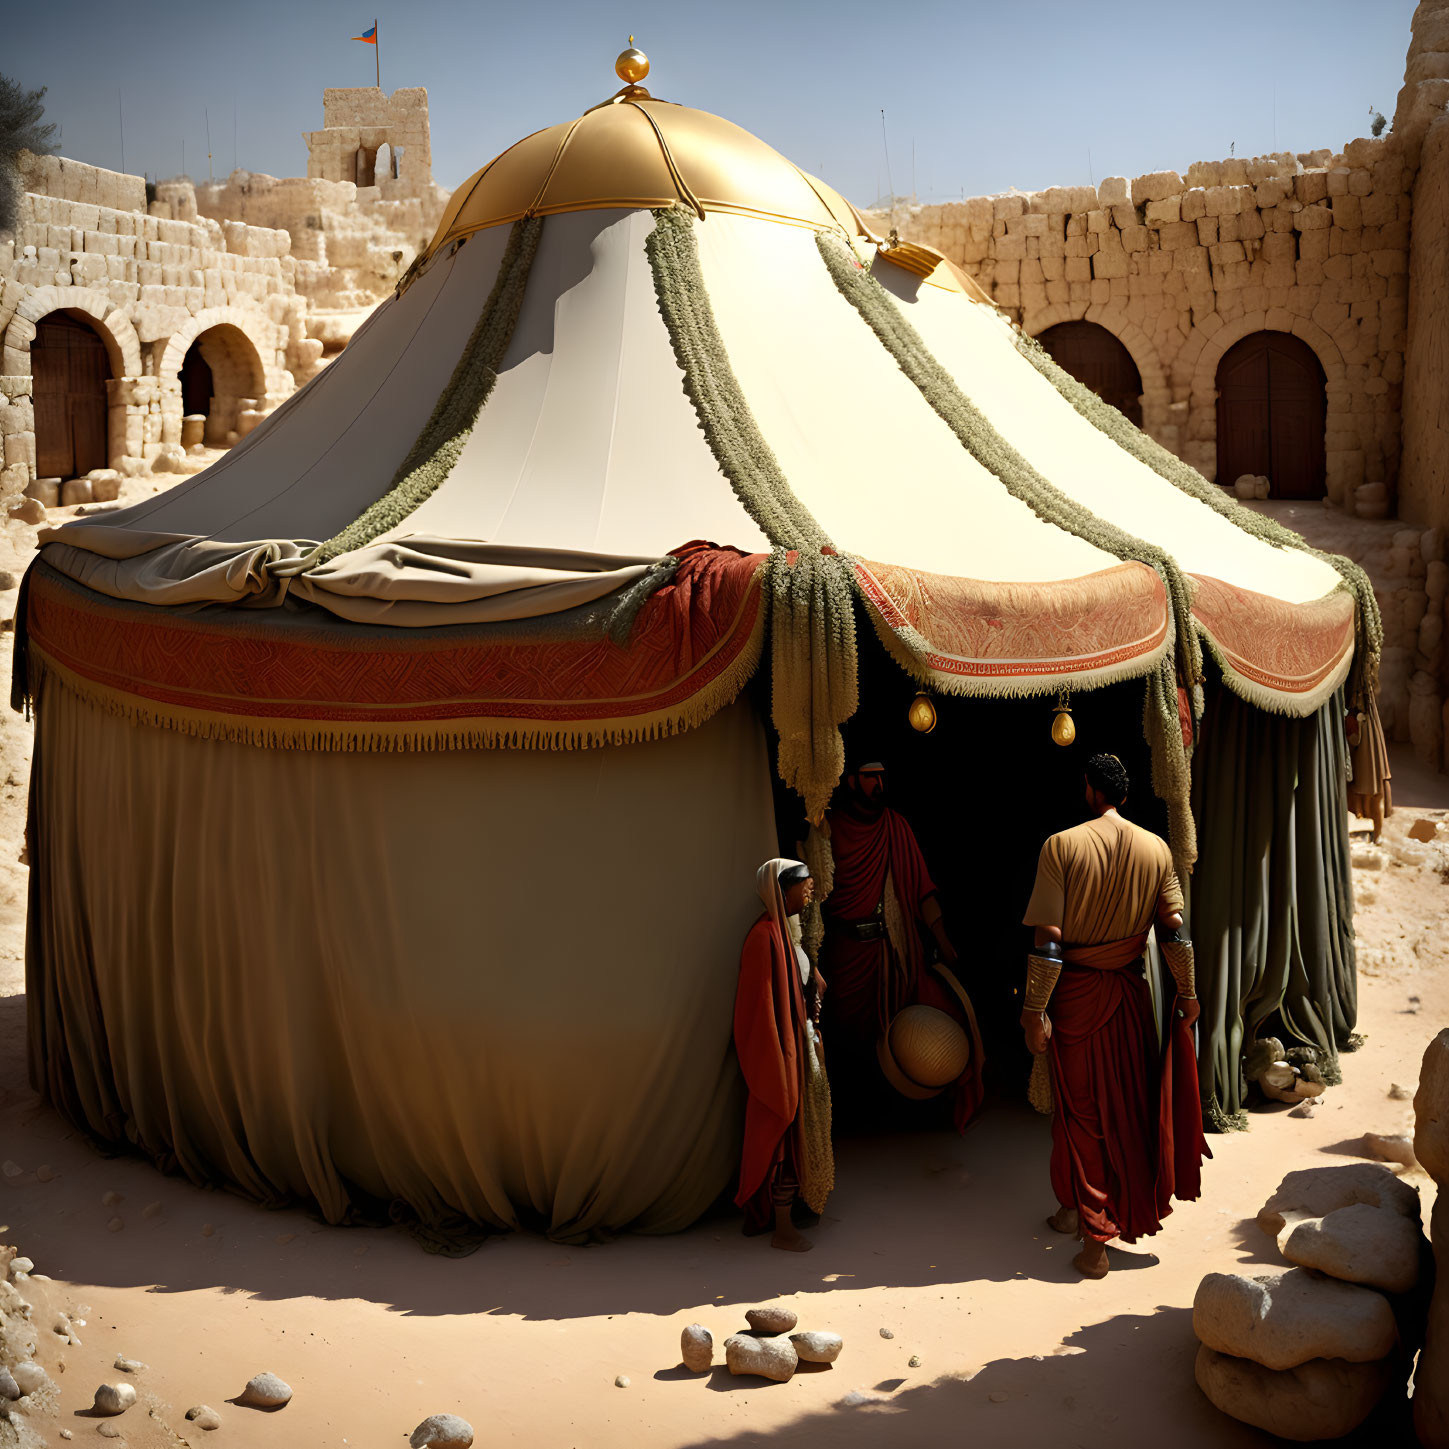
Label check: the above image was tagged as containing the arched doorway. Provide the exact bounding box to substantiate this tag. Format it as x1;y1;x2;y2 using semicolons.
1036;321;1144;427
176;325;265;445
33;312;111;479
180;342;213;419
1215;332;1327;499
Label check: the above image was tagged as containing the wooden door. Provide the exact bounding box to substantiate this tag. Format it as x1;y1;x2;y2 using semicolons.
32;313;110;478
1037;321;1144;427
1215;332;1326;499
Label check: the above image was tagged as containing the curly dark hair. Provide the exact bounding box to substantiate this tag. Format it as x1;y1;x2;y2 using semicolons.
1084;752;1129;805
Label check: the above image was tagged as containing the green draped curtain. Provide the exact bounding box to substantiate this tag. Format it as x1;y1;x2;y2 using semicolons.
1189;677;1357;1129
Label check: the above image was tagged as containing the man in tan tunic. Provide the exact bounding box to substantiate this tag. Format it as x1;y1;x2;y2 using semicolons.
1021;752;1208;1278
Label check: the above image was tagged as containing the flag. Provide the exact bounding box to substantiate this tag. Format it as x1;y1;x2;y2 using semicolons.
352;23;377;43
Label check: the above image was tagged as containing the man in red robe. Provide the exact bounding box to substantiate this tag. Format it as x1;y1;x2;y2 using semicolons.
734;859;833;1252
809;764;984;1129
1021;752;1209;1278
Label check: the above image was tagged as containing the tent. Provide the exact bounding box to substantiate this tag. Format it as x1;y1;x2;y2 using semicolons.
15;56;1386;1239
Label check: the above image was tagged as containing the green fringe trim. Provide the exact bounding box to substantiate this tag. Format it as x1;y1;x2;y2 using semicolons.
768;547;860;824
1008;326;1384;702
314;216;544;564
646;207;859;819
815;230;1197;866
1203;1098;1250;1134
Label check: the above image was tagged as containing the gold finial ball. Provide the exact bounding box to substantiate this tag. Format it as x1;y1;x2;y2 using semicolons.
1051;707;1076;748
907;691;937;734
616;40;650;84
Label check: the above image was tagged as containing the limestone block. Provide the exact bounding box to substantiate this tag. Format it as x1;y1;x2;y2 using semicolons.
1362;192;1399;226
1279;1203;1423;1294
1412;1032;1449;1447
1097;176;1129;207
2;433;35;471
24;477;58;508
1193;1269;1398;1370
1145;197;1181;226
1194;1346;1393;1442
1256;177;1292;208
1197;217;1219;247
60;478;92;507
1295;170;1329;205
1294;204;1333;232
1259;1163;1421;1237
1131;171;1185;205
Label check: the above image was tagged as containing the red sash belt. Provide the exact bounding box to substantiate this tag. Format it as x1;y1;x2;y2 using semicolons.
1062;932;1151;971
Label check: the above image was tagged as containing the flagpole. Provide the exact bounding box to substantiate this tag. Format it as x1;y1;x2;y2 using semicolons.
375;19;380;90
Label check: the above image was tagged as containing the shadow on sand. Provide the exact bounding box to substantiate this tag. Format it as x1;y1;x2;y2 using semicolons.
669;1309;1416;1449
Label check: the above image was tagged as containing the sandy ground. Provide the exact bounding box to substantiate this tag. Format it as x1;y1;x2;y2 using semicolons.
0;502;1446;1448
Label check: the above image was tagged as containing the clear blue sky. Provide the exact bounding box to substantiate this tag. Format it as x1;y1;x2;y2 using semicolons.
3;0;1416;207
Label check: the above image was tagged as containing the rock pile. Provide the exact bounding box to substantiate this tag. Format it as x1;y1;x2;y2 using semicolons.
679;1304;844;1384
1194;1161;1427;1439
1414;1028;1449;1447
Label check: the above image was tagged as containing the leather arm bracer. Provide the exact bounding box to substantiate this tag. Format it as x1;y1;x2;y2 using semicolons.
1159;930;1196;1000
1024;940;1063;1013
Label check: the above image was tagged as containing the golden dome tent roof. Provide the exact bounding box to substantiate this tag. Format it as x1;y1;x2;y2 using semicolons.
423;88;863;255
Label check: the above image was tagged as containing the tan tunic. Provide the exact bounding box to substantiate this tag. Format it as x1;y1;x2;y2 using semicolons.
1022;813;1183;946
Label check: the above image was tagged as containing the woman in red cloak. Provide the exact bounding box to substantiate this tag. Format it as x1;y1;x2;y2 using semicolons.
734;859;835;1252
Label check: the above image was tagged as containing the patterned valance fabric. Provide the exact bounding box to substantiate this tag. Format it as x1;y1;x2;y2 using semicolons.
21;546;766;752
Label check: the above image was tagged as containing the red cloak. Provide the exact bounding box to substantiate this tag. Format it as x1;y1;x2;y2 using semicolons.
733;913;811;1230
1047;940;1209;1243
820;804;984;1129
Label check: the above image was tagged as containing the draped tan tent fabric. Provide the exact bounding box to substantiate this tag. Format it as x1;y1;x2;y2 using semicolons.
28;684;775;1239
18;63;1386;1237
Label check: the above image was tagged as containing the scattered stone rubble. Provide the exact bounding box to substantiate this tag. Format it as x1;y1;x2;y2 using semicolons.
680;1304;845;1384
1194;1150;1428;1438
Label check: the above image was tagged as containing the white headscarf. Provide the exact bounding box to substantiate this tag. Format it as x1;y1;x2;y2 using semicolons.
756;857;811;986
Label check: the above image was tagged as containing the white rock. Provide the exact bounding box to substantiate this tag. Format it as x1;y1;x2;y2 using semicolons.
92;1382;136;1415
1279;1203;1423;1293
113;1354;146;1373
12;1362;49;1396
410;1414;473;1448
745;1306;798;1335
238;1371;292;1407
0;1368;19;1401
1194;1344;1391;1441
1258;1162;1421;1237
724;1332;798;1382
185;1405;222;1430
789;1330;844;1363
1192;1269;1398;1369
614;1374;630;1388
680;1323;712;1373
1363;1132;1418;1169
11;1256;34;1274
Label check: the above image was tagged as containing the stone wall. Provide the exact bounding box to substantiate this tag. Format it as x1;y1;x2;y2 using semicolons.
1397;1;1449;532
0;156;320;507
1248;502;1446;766
193;86;450;337
869;136;1412;510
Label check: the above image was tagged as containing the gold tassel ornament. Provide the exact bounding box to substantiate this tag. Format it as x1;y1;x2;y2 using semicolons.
1050;688;1075;747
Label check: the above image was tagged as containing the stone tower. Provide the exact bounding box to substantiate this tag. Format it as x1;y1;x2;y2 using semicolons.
304;87;434;196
